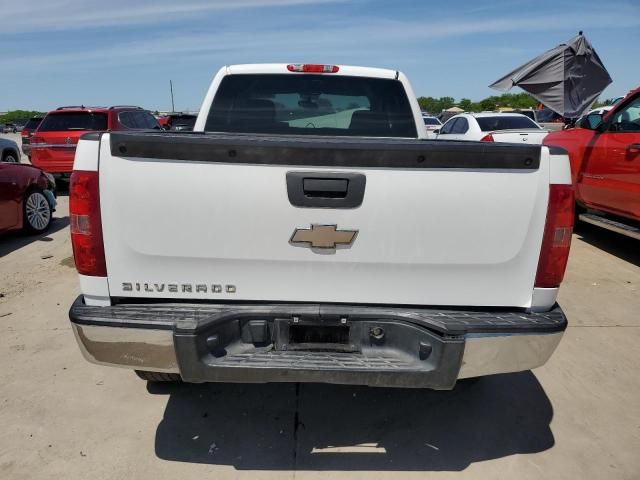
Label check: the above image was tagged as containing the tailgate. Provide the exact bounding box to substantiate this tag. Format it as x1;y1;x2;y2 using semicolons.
99;132;549;308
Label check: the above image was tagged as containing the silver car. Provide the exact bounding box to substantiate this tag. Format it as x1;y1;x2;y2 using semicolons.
0;138;21;163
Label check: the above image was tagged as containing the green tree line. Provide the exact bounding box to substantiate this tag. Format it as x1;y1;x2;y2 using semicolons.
0;110;45;124
417;93;539;114
418;92;611;114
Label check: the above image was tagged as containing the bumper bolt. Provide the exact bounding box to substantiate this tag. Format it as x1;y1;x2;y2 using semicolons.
370;327;385;340
419;342;433;360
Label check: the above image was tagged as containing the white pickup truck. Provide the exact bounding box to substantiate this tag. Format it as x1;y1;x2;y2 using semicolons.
68;63;573;389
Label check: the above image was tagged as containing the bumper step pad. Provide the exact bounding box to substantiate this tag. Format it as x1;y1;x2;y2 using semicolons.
218;351;412;370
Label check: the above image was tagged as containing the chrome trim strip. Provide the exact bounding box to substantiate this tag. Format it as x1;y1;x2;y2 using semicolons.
29;144;77;149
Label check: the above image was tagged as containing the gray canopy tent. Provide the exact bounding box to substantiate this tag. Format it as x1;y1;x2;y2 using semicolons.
489;32;612;118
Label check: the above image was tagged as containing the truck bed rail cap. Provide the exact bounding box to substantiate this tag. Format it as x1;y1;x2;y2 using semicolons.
108;132;541;170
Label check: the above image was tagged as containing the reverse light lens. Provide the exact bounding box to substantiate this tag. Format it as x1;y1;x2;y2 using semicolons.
287;64;339;73
69;170;106;276
535;184;575;288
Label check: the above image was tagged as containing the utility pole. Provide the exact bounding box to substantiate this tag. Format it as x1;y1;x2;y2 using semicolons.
169;80;175;113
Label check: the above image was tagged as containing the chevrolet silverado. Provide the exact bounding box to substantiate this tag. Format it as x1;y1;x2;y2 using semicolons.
68;64;573;388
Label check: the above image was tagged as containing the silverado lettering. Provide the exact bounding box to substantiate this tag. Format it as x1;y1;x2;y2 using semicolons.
122;283;235;294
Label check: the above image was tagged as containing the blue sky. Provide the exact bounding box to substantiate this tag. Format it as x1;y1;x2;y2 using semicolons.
2;0;639;112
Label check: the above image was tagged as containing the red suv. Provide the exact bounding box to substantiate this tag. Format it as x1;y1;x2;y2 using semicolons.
30;106;160;176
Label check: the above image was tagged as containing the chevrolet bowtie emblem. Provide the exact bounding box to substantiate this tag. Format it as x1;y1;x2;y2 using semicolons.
290;224;358;250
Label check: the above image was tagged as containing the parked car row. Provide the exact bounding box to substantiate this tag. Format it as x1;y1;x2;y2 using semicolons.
0;106;201;238
0;105;162;236
3;85;636;244
1;123;19;133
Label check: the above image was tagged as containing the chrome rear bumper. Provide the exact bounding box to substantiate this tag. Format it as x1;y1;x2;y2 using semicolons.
69;297;566;389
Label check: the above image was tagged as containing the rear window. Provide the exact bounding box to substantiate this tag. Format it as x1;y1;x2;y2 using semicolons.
423;117;440;125
118;111;160;129
205;74;417;138
24;118;43;130
501;110;535;120
39;112;108;132
476;116;540;131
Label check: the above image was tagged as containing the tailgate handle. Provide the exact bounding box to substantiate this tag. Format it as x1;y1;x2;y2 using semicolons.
287;172;366;209
303;178;349;198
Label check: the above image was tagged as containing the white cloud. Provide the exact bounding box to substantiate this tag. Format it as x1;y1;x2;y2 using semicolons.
0;0;347;33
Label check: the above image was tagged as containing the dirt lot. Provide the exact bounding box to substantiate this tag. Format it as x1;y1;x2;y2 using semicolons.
1;133;639;479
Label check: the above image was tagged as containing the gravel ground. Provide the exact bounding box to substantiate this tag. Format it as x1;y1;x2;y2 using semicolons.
0;133;639;479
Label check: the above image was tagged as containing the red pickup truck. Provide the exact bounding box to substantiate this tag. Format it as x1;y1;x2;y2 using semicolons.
544;87;640;239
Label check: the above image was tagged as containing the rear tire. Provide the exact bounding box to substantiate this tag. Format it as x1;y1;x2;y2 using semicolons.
3;150;19;163
23;189;52;233
135;370;182;382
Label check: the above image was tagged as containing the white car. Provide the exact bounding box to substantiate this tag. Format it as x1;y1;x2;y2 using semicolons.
435;113;549;144
422;115;441;138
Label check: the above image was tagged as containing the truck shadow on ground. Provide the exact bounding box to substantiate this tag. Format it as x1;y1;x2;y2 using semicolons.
0;216;69;258
152;371;554;471
574;222;640;267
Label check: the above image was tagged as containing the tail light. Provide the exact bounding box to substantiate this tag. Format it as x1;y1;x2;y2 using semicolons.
480;134;494;142
535;184;574;288
69;171;106;276
287;64;339;73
